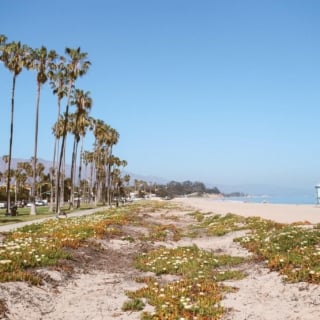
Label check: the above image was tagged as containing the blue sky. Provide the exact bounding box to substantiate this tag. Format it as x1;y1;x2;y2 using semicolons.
1;0;320;194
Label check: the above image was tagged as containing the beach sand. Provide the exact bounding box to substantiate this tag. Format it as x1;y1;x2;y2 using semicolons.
1;198;320;319
173;196;320;224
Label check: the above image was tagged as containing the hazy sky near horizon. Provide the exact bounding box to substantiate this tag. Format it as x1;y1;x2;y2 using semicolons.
1;0;320;191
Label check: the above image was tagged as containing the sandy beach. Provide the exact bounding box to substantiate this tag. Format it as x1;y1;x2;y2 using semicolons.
0;198;320;320
173;196;320;224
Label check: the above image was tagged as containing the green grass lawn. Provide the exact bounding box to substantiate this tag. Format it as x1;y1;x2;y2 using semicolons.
0;203;98;226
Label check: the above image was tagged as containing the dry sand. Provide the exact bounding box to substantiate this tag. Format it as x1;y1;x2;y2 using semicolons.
174;196;320;224
0;198;320;320
173;197;320;319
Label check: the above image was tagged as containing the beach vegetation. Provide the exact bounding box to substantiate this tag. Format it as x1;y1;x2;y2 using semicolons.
188;211;320;284
139;224;182;242
0;199;320;319
235;218;320;283
0;201;183;284
188;212;247;237
188;210;205;222
127;245;245;319
122;298;145;311
0;207;130;284
134;245;245;278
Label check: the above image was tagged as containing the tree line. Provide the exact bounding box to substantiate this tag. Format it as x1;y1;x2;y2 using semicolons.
0;34;129;216
133;179;221;199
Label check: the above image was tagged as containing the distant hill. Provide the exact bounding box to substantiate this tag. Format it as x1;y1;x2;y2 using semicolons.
0;158;168;185
3;158;304;197
0;158;70;176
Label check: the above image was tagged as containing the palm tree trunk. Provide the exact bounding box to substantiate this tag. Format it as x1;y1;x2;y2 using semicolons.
77;137;84;208
107;146;113;206
61;141;66;208
50;100;61;213
30;83;42;215
70;137;77;209
6;75;17;215
90;161;94;204
56;106;69;216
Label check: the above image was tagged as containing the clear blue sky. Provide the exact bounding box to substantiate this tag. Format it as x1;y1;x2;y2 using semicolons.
1;0;320;193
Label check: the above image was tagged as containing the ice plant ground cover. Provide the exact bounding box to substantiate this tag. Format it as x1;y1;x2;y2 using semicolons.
0;200;319;319
0;207;131;284
235;217;320;283
127;246;245;319
188;211;320;283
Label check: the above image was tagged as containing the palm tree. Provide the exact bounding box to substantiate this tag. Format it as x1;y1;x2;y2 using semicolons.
29;46;57;215
1;41;31;214
109;157;127;203
48;56;68;212
52;113;74;207
69;89;92;208
0;34;8;68
55;47;90;216
91;119;122;205
92;119;111;204
0;34;7;45
107;128;120;205
15;164;28;203
123;174;131;199
35;162;45;199
82;150;95;203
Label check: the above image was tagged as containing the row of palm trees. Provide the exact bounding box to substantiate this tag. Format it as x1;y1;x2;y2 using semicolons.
0;156;48;204
0;34;129;215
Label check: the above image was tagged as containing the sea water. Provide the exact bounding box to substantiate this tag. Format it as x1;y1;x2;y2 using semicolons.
224;194;316;205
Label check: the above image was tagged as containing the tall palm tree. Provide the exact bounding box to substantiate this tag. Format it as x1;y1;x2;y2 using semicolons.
48;56;68;212
69;89;92;208
55;47;90;216
13;168;25;203
77;116;94;207
92;119;121;205
1;41;30;214
35;162;45;199
109;157;127;203
52;113;73;208
92;119;110;204
106;128;120;205
82;150;95;203
29;46;57;215
123;174;131;199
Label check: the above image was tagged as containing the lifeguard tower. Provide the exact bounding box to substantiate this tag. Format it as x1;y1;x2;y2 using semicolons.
315;184;320;204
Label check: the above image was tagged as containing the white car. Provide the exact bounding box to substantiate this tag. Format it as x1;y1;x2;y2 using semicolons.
26;200;46;207
0;202;7;209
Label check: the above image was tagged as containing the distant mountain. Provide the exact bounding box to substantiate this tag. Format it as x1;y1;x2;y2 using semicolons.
0;158;167;185
3;158;311;197
0;158;70;175
124;171;169;185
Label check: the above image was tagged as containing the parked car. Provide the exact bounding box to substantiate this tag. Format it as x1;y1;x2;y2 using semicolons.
36;200;46;206
0;202;7;209
26;200;46;207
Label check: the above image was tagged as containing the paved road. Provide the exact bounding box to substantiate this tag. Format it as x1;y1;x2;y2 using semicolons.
0;206;108;233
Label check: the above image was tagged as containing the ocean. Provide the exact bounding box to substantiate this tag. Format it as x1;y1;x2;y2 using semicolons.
224;194;317;205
